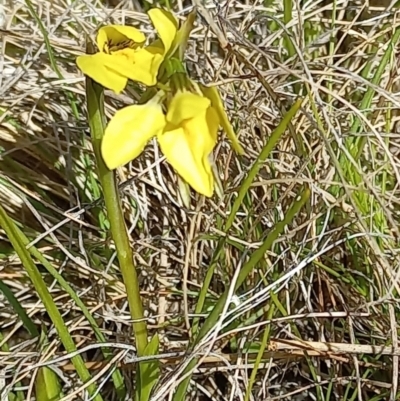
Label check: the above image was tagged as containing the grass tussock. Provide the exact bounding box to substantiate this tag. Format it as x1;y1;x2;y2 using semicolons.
1;0;400;400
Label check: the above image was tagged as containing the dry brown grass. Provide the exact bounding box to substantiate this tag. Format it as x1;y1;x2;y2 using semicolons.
1;0;400;400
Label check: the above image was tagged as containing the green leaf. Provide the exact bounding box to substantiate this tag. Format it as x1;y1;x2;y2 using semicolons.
225;98;303;230
35;367;62;401
244;304;275;401
35;330;62;401
23;229;125;397
0;278;39;337
0;204;102;401
139;334;160;401
173;187;310;401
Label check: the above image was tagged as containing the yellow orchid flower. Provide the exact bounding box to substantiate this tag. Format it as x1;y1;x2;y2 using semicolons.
77;8;178;93
101;90;219;197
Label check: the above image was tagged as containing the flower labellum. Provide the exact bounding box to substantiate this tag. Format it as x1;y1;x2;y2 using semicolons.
77;9;178;93
101;101;166;170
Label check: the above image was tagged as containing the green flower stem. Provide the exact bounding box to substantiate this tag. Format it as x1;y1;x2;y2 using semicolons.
85;65;148;356
0;205;102;401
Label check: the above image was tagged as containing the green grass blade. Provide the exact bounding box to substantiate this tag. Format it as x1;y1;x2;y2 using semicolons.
352;26;400;158
35;330;63;401
0;205;103;401
226;98;303;230
244;303;275;401
24;0;79;119
235;187;310;286
35;367;62;401
191;238;226;336
173;187;310;401
283;0;296;58
0;278;39;337
193;98;302;350
12;224;126;398
139;334;160;401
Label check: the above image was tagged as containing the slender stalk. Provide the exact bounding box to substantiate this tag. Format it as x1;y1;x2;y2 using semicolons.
283;0;295;58
84;57;148;358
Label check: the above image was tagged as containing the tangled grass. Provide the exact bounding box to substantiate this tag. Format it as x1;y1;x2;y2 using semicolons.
1;0;400;400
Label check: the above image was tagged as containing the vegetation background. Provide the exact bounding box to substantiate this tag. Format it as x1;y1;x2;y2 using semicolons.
1;0;400;400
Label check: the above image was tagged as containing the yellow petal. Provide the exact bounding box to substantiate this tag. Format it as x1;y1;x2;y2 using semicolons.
158;112;217;197
97;25;145;51
76;53;128;93
79;48;160;88
183;110;218;156
148;8;178;55
96;49;158;86
201;85;245;155
102;103;166;170
166;92;210;125
129;46;164;86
